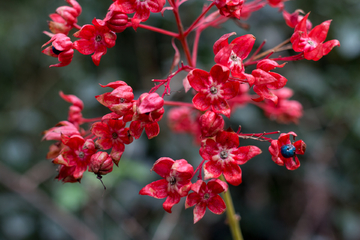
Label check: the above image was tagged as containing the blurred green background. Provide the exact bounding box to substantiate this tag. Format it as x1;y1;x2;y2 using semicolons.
1;0;359;239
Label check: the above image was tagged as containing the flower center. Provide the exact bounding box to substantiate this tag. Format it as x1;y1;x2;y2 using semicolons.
280;144;296;158
78;151;85;158
307;40;314;46
169;176;176;185
230;54;238;62
204;193;210;200
119;98;125;103
112;132;118;139
220;150;228;159
95;35;102;42
210;86;218;95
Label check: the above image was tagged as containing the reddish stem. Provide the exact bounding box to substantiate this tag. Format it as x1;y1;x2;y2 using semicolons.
193;158;206;180
137;23;179;38
164;101;195;108
184;2;215;36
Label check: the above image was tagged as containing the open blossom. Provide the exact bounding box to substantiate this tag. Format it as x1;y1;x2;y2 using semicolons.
91;119;133;165
213;33;255;79
290;13;340;61
268;132;306;170
201;130;261;186
73;18;117;66
185;179;228;223
42;33;74;67
111;0;165;29
139;157;194;213
53;135;96;182
214;0;244;19
187;64;240;118
247;59;287;104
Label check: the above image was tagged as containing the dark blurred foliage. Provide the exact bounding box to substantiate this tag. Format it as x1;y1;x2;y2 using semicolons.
0;0;359;239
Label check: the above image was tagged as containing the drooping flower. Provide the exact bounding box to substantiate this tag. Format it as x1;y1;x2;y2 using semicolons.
139;157;194;213
89;151;114;175
53;135;96;182
262;87;303;124
213;0;244;19
282;9;312;30
268;132;306;170
187;64;240;118
247;59;287;104
48;0;82;34
73;18;117;66
95;81;135;120
91;119;133;165
42;33;74;67
129;93;164;139
290;13;340;61
213;33;255;79
198;111;224;138
185;179;228;223
201;130;261;186
111;0;166;29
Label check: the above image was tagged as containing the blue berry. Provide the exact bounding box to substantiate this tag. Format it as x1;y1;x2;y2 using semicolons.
52;46;62;55
280;144;296;158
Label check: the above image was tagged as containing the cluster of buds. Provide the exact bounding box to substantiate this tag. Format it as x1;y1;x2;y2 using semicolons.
42;0;339;224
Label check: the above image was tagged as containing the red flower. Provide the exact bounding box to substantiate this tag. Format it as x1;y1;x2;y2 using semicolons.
187;64;240;118
248;59;287;104
267;0;287;9
59;91;84;127
95;81;135;120
262;88;303;124
53;135;96;182
282;9;312;30
48;0;82;34
290;13;340;61
129;93;164;139
103;10;129;33
42;121;80;142
198;111;224;138
214;0;244;19
201;130;261;186
73;18;117;66
268;132;306;170
139;157;194;213
111;0;165;29
42;33;74;67
185;179;228;223
91;119;133;165
213;33;255;79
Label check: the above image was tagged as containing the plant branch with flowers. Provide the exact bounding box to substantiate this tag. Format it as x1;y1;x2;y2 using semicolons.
41;0;339;237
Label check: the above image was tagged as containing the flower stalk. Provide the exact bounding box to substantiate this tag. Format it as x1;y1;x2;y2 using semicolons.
220;175;243;240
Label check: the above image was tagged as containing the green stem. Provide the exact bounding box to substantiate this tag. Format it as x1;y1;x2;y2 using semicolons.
220;175;244;240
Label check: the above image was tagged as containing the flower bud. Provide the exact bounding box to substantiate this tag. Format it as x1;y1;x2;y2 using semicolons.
89;152;114;175
104;10;128;33
199;111;224;138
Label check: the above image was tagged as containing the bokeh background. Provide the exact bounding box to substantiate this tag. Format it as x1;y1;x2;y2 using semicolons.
1;0;359;239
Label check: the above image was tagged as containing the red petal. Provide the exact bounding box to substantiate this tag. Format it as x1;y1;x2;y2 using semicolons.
213;32;235;55
192;92;211;111
308;20;331;44
73;24;96;39
208;195;226;215
163;194;181;213
144;122;160;139
231;34;256;60
139;179;168;198
210;64;230;84
73;39;95;55
193;202;207;223
223;163;242;186
188;69;211;91
152;157;175;178
207;179;228;194
203;161;222;180
185;192;201;208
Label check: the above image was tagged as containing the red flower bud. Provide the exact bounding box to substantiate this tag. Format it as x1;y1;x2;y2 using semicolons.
89;151;114;175
104;10;129;33
199;111;224;138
